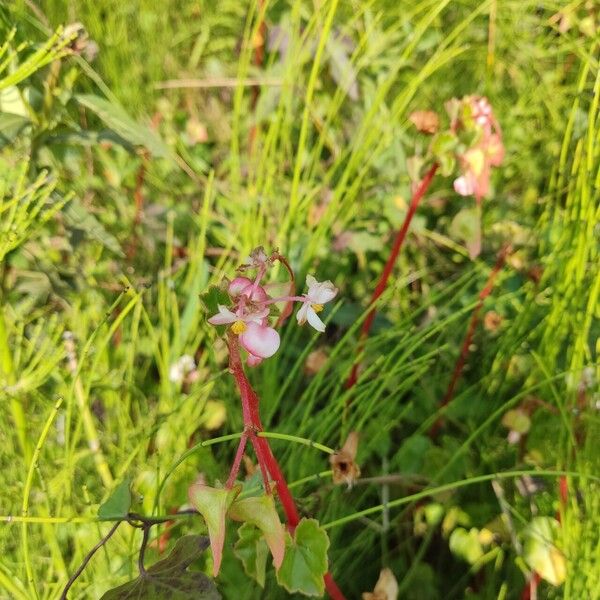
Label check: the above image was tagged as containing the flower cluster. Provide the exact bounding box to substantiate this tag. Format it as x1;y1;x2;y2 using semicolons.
449;96;504;202
208;248;337;366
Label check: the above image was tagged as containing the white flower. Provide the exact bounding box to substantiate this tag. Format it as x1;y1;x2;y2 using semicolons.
296;275;338;332
169;354;196;383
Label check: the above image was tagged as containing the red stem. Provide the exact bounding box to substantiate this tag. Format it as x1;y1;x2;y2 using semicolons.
429;245;510;438
226;334;345;598
345;163;439;389
324;571;346;600
226;434;248;489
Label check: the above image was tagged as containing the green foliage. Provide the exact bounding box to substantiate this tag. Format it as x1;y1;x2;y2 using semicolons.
276;519;330;597
188;485;241;576
98;479;132;520
234;523;270;588
100;535;220;599
228;494;285;570
76;94;172;159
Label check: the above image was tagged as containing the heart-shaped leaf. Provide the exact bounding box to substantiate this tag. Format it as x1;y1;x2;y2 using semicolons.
100;535;219;599
188;484;240;576
234;522;269;588
228;494;285;570
276;518;329;597
98;479;131;520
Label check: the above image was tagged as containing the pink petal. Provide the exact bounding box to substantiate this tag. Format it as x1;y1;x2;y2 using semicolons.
246;354;263;367
228;277;253;297
228;277;268;302
239;322;280;358
208;305;238;325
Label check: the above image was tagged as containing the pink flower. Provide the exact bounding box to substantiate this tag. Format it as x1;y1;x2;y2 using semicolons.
228;276;268;302
208;305;280;362
239;321;280;359
296;275;338;332
453;96;504;202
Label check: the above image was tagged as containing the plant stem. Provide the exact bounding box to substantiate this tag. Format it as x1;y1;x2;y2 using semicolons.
429;244;509;438
0;307;31;462
226;333;345;598
59;521;121;600
226;435;248;488
345;162;439;389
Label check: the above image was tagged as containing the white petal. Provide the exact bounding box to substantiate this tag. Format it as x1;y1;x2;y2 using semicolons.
305;274;318;290
208;305;238;325
453;175;474;197
239;322;280;358
306;306;326;332
312;281;337;304
296;302;310;325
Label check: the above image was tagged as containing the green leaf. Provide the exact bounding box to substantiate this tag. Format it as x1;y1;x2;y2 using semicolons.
449;527;484;565
98;479;132;520
76;94;172;159
100;535;220;599
396;434;431;473
276;518;329;597
430;131;457;157
234;523;269;588
522;517;565;586
188;484;241;576
199;284;231;320
0;112;30;147
228;494;285;570
63;198;124;256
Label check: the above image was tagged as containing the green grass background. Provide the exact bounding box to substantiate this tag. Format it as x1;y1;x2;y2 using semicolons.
0;0;598;598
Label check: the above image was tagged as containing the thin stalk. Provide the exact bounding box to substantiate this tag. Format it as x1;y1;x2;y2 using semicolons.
0;307;30;461
63;333;113;487
429;244;509;437
226;435;248;488
59;522;121;600
22;397;63;598
345;163;439;389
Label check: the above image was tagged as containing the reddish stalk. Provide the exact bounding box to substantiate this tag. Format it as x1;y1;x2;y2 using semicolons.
226;434;248;489
429;245;510;438
345;162;439;390
226;333;345;598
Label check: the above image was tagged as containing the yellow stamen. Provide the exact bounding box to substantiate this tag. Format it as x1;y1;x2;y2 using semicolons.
312;304;324;313
231;320;247;335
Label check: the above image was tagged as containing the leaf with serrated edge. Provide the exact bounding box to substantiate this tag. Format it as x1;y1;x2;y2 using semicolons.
100;535;220;599
234;523;269;588
228;494;285;570
188;484;241;576
98;479;131;520
276;518;329;597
